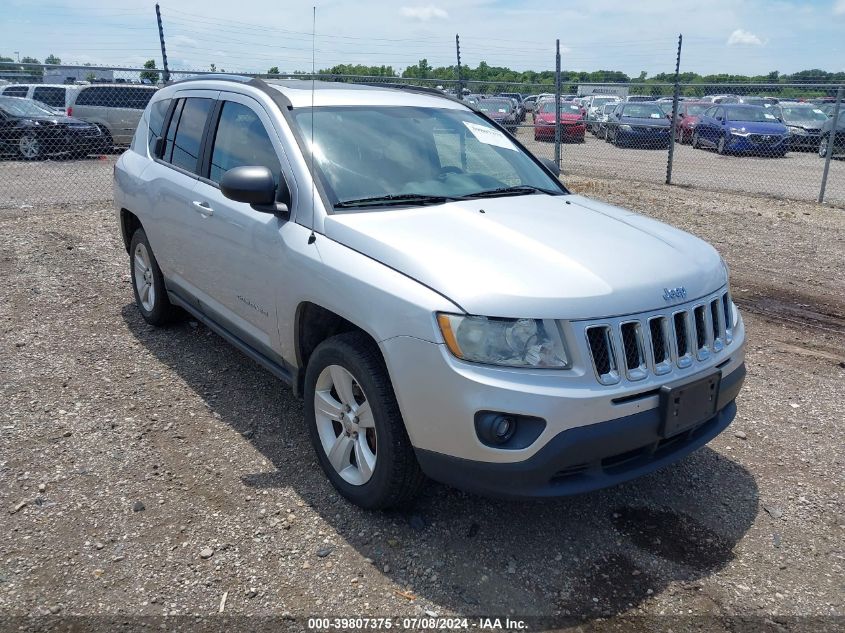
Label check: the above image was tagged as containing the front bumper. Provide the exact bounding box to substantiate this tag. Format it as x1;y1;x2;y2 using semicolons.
416;364;744;498
616;129;671;146
726;134;789;154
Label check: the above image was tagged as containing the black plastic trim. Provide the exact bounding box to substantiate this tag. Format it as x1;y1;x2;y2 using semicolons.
167;291;296;387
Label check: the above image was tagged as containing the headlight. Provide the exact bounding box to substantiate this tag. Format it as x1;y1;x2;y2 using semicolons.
729;127;749;135
788;126;807;135
437;314;570;369
619;124;633;131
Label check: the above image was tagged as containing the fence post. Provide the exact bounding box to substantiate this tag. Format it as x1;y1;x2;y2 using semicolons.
455;34;464;101
155;3;170;83
819;85;843;204
666;34;683;185
554;39;561;168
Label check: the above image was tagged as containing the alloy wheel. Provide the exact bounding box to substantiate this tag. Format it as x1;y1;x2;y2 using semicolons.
818;137;829;158
18;135;41;159
313;364;377;486
717;136;726;154
133;242;156;312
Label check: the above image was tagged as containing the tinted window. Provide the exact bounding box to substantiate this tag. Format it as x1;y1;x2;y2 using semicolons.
209;101;281;186
162;99;185;162
147;98;172;155
3;86;28;97
168;98;212;173
76;86;154;109
33;87;66;108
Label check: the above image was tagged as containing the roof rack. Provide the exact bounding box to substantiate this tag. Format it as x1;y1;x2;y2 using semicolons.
168;73;255;86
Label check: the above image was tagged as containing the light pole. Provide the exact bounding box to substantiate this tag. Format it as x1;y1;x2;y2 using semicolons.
14;51;20;62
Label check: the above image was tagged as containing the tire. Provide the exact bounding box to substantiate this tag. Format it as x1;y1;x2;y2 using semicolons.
818;136;829;158
18;134;42;160
129;227;179;326
692;131;701;149
304;332;426;509
717;135;727;155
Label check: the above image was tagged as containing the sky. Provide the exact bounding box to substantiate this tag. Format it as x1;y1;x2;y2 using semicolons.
2;0;844;78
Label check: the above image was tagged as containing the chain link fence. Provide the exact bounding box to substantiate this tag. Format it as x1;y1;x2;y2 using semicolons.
0;64;843;209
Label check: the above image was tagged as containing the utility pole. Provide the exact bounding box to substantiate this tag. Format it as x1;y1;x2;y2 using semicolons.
14;51;20;62
666;33;683;185
554;39;562;167
155;3;170;83
455;34;463;100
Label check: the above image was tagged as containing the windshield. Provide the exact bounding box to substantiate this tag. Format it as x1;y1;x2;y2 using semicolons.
291;106;564;208
539;102;581;114
621;104;664;119
591;97;618;106
685;104;706;116
0;96;55;117
478;100;511;113
725;106;777;122
780;106;829;122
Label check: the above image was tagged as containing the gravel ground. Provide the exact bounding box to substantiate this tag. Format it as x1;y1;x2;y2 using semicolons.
0;177;843;632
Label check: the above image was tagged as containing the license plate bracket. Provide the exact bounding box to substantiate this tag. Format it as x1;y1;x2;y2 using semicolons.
659;371;721;438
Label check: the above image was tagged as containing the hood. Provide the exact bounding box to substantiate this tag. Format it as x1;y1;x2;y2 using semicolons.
324;194;726;319
784;119;825;130
536;112;582;123
622;116;670;127
728;120;787;134
15;114;91;126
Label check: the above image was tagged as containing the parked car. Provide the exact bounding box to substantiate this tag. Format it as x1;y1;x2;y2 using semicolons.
499;93;526;121
594;102;620;136
0;96;106;159
702;94;738;103
819;103;839;118
68;84;158;147
523;95;539;113
673;101;711;143
585;95;621;132
114;76;745;508
605;102;672;148
818;109;845;158
692;104;789;156
0;83;81;113
625;95;656;103
533;101;586;142
770;103;829;150
476;98;519;133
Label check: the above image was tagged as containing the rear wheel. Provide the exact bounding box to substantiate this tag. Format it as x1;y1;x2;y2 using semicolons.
717;135;727;155
129;228;179;326
304;332;426;509
692;130;701;149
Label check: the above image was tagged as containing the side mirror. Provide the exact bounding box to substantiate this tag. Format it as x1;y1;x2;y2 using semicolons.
540;157;561;177
220;166;288;216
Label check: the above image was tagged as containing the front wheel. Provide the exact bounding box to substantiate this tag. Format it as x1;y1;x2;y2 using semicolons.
692;131;701;149
717;135;727;155
18;134;42;160
305;332;425;509
818;136;829;158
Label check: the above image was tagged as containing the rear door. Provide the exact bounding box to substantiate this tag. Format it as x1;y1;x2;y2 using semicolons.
186;92;301;359
32;86;67;110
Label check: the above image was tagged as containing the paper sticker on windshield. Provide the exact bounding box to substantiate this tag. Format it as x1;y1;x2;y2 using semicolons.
813;109;825;114
463;121;517;150
650;113;661;118
764;113;776;119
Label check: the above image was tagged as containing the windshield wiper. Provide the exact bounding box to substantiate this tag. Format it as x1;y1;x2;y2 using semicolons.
461;185;560;199
334;193;458;209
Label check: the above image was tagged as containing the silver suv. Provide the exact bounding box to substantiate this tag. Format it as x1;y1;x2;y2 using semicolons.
114;76;746;509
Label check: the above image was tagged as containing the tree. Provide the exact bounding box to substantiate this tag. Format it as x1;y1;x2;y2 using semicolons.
20;56;42;77
45;54;61;65
209;63;217;72
268;66;279;75
140;59;159;83
85;72;96;83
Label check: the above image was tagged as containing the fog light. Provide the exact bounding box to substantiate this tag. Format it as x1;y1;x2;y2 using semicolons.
474;411;546;450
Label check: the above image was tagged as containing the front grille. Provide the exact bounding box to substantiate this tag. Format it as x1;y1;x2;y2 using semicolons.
748;134;781;145
582;290;734;385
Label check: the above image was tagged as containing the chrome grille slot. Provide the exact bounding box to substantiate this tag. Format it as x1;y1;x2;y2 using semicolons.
620;321;647;380
693;305;710;360
673;311;693;368
586;326;619;385
648;316;672;375
722;292;734;344
710;298;725;352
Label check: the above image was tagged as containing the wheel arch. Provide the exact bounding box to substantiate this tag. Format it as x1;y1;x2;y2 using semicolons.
119;208;142;253
293;302;384;398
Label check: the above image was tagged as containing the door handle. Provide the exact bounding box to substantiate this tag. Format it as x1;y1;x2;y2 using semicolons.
191;200;213;216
